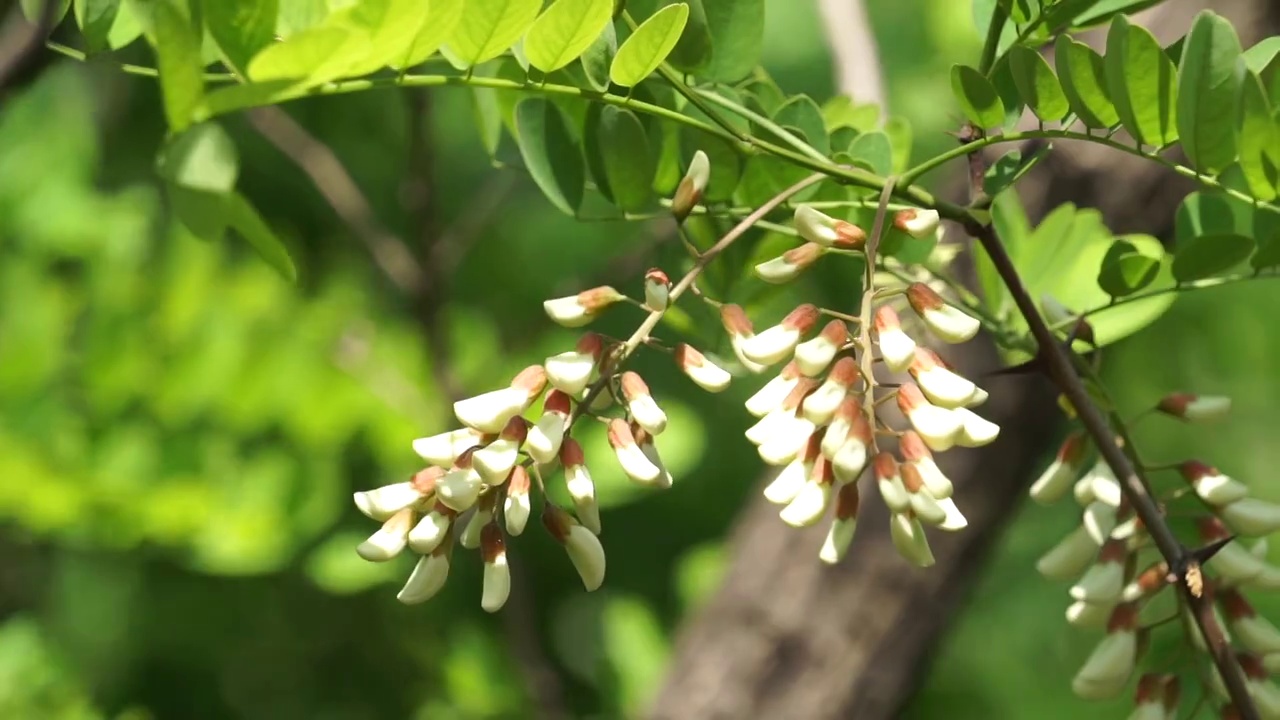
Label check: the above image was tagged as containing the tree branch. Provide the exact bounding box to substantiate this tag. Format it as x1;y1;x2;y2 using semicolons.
816;0;886;107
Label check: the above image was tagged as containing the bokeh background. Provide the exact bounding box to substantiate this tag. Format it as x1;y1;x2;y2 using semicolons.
1;0;1277;718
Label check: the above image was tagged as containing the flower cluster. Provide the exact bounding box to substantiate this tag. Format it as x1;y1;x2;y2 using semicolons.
1029;391;1280;716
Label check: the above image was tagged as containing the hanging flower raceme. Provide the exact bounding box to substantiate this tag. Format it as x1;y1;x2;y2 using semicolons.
905;283;981;344
543;503;605;591
545;332;605;396
793;205;867;249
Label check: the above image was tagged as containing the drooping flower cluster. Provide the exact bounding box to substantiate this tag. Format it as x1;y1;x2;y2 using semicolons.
1029;391;1280;715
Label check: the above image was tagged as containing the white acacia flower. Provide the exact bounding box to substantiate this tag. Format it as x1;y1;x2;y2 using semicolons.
819;483;860;564
543;286;625;327
543;505;605;591
526;390;570;465
1121;563;1168;602
906;282;980;344
793;204;867;249
607;419;663;486
1236;655;1280;718
1220;497;1280;537
473;417;528;483
635;424;674;489
745;362;803;417
672;150;710;221
890;512;936;568
754;242;826;284
1221;588;1280;655
893;208;941;239
454;365;547;434
503;466;532;536
1156;392;1231;423
1082;501;1118;546
873;305;916;373
901;462;947;526
408;500;455;554
899;430;953;499
562;439;600;535
621;371;667;436
1179;460;1248;506
800;357;857;425
412;428;486;468
764;434;822;504
952;407;1000;447
1070;540;1128;603
1201;516;1266;583
794;320;849;376
780;456;834;528
397;537;453;605
1071;604;1138;699
436;449;484;512
1127;674;1179;720
1066;599;1115;629
897;383;961;451
720;304;770;374
354;466;443;520
356;508;415;562
820;395;859;459
460;495;495;550
740;304;820;367
1029;431;1089;505
831;409;873;484
480;524;510;613
644;268;671;311
544;333;604;396
874;452;910;513
909;347;981;409
758;415;817;466
674;343;732;393
1038;525;1101;581
933;497;968;531
1079;460;1122;508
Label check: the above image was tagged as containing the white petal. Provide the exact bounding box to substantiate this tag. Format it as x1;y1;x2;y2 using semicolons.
1195;472;1249;505
473;438;520;483
1264;653;1280;676
890;513;936;567
933;497;968;531
408;511;452;554
460;507;492;549
819;517;857;564
764;460;810;505
740;326;802;366
953;407;999;447
1074;474;1097;506
731;336;770;374
794;336;839;377
746;409;791;445
1082;502;1117;545
965;386;989;407
616;444;663;485
779;479;832;528
1090;472;1123;509
1251;680;1280;718
1125;704;1166;720
794;205;841;245
1037;526;1099;581
629;395;668;436
1186;396;1232;422
820;415;850;459
1066;600;1115;628
436;467;483;512
754;255;804;284
916;366;978;409
800;380;845;424
685;356;732;392
757;418;816;466
907;405;961;451
832;438;868;484
877;328;917;373
899;208;940;238
1233;615;1280;655
543;297;592;327
639;441;674;489
1071;632;1136;700
1071;562;1125;603
354;482;423;520
1222;498;1280;537
453;387;528;434
482;555;511;613
565;525;606;591
504;492;530;536
910;491;948;526
544;351;596;396
915;458;953;499
526;413;566;465
878;475;912;513
412;427;484;467
397;554;450;605
566;465;601;535
921;306;981;344
356;524;410;562
745;375;800;417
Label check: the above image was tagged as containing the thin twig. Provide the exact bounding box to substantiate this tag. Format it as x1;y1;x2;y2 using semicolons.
857;177;899;457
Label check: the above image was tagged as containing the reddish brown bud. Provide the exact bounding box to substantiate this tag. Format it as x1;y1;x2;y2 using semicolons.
560;437;586;467
874;452;898;480
620;371;651;400
834;482;860;520
783;242;825;266
720;304;755;337
499;415;529;442
544;389;573;415
481;522;505;563
1219;587;1257;620
900;462;925;493
541;503;571;542
507;465;530;493
575;332;605;358
511;365;548;397
874;305;902;332
906;283;945;312
411;466;445;493
899;431;932;461
832;221;867;249
1106;602;1139;632
782;303;820;333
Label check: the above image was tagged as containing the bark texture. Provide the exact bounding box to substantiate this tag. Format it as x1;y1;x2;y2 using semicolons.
647;1;1277;718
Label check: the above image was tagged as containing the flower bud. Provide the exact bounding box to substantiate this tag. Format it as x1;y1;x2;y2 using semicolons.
740;304;820;367
793;204;866;249
1078;460;1122;508
800;357;857;425
503;466;532;536
899;431;953;499
409;499;455;554
473;416;528;483
525;390;571;464
933;497;969;531
875;452;911;513
1220;588;1280;655
1121;562;1169;602
480;523;510;613
1083;500;1118;546
794;320;849;376
1029;431;1089;505
674;343;731;393
745;362;802;417
906;283;980;344
754;381;819;466
909;348;981;409
893;208;940;239
1038;525;1101;581
890;512;936;567
621;371;667;436
764;434;821;504
819;483;860;564
1200;516;1264;584
436;448;484;512
543;504;605;591
543;286;625;327
354;467;443;520
561;439;600;535
720;304;769;374
454;365;546;433
780;455;835;528
821;395;859;459
412;428;486;468
951;407;1000;447
1179;460;1248;505
397;534;453;605
545;333;604;396
1071;539;1128;603
460;492;496;549
356;508;415;561
672;150;710;222
643;268;671;312
754;242;826;284
1220;498;1280;538
901;462;947;526
1071;604;1138;699
1156;392;1231;423
831;408;872;484
607;419;663;486
1067;599;1116;628
897;383;961;451
873;305;917;373
1128;674;1176;720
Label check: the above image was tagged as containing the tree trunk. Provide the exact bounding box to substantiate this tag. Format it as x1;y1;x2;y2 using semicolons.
646;2;1277;718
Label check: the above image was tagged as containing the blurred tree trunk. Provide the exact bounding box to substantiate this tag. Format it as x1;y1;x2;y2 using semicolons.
646;2;1277;718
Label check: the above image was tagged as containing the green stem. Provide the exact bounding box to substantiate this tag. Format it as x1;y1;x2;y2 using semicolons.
691;88;831;163
978;1;1011;75
48;41;239;82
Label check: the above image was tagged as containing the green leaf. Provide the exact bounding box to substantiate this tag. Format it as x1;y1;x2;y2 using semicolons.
1172;233;1255;281
1105;15;1178;147
1176;11;1244;175
1009;45;1070;122
524;0;613;74
699;0;763;83
447;0;542;67
1238;72;1280;202
597;107;655;213
514;98;585;215
390;0;465;70
609;3;688;87
225;192;299;282
1243;37;1280;74
848;131;891;176
1098;237;1161;297
277;0;328;36
885;116;913;174
167;186;230;242
984;149;1025;196
665;0;711;73
821;95;878;132
203;0;277;75
1252;209;1280;270
334;0;435;77
1070;0;1165;29
1176;191;1253;242
74;0;122;52
143;0;205;132
578;16;616;90
989;55;1026;130
772;95;828;156
107;0;144;49
156;121;238;193
247;28;371;85
950;64;1006;130
1054;35;1120;129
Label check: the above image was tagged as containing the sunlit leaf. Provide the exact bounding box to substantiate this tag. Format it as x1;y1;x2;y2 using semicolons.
142;0;204;132
772;95;828;155
225;192;299;282
1009;45;1070;122
578;15;617;90
665;0;711;73
247;28;371;86
1238;72;1280;202
389;0;465;70
74;0;122;52
157;121;239;194
523;0;613;74
1105;15;1178;147
699;0;763;83
1176;11;1244;175
447;0;542;67
1098;237;1161;297
609;3;689;87
597;107;656;213
203;0;277;75
1172;233;1255;282
950;64;1005;130
848;131;891;176
1054;35;1120;129
333;0;435;77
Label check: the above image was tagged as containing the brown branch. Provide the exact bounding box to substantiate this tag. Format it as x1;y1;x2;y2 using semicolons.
0;0;58;92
